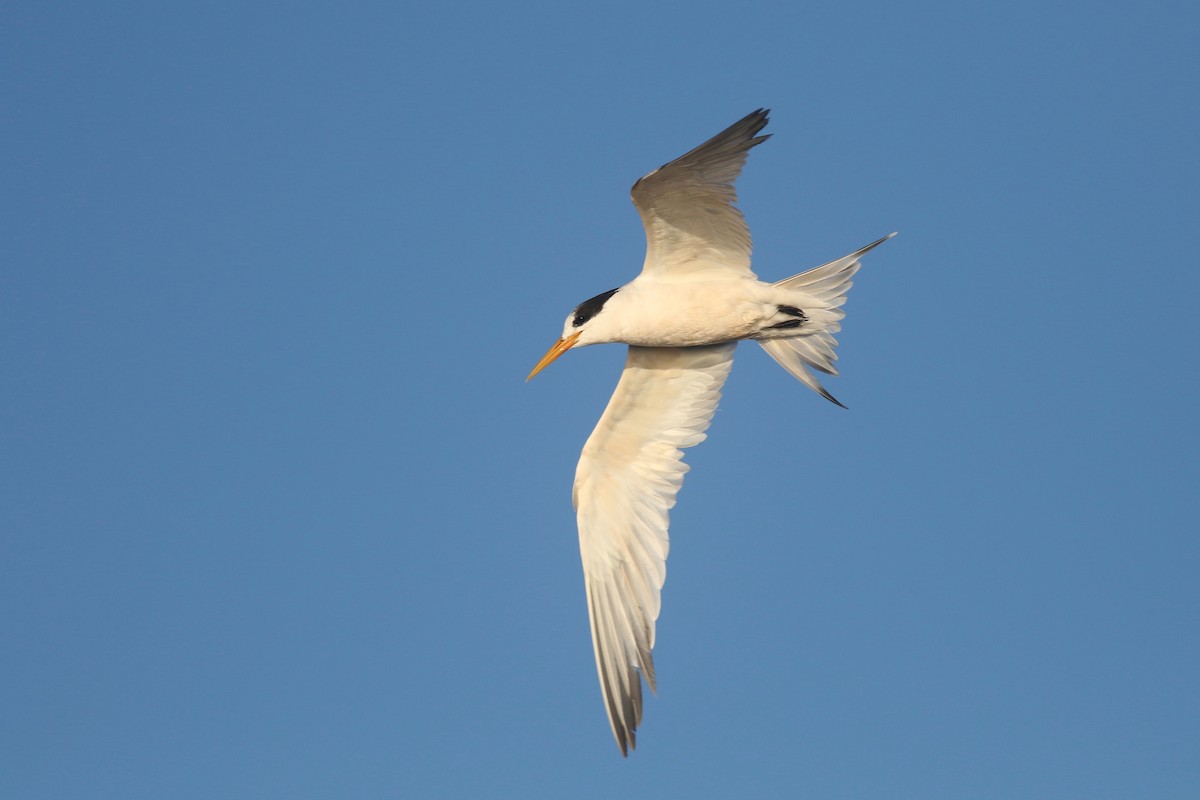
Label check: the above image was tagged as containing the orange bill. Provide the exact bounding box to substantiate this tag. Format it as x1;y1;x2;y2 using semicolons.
526;331;582;381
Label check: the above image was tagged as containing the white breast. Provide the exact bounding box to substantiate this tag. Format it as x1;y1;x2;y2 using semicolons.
602;279;771;347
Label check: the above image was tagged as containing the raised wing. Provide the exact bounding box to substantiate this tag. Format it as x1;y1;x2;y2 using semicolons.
573;343;736;754
631;109;770;281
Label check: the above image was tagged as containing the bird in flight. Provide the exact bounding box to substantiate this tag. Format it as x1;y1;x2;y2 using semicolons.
527;109;894;755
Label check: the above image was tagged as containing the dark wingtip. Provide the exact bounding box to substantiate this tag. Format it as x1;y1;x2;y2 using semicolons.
856;231;898;257
821;387;848;409
745;107;770;135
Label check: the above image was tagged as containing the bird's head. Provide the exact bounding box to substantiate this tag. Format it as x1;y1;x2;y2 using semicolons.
526;288;620;381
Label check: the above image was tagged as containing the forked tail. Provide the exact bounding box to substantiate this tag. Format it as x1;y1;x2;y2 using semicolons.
758;233;896;407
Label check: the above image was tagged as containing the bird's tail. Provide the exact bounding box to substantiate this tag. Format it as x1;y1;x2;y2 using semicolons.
758;233;896;407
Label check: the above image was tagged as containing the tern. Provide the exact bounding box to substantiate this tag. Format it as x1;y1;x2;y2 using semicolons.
528;109;893;755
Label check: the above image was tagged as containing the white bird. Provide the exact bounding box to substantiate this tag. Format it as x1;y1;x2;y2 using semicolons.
528;109;893;755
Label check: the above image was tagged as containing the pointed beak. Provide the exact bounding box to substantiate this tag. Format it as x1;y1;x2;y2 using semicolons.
526;331;581;381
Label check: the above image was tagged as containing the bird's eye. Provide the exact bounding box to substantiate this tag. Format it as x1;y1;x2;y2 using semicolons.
573;315;586;327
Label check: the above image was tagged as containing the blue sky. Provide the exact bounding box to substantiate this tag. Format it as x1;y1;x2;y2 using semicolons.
3;1;1197;796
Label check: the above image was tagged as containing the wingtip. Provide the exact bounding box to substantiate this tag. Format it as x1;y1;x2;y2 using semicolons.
822;387;849;409
727;108;770;139
612;724;634;757
852;232;898;258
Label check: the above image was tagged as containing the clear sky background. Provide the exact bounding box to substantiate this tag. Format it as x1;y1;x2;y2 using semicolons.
3;1;1198;797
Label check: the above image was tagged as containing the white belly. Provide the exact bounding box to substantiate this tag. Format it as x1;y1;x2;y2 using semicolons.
613;280;771;347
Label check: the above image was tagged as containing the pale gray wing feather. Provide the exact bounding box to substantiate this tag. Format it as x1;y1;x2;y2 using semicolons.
631;110;770;281
573;343;736;754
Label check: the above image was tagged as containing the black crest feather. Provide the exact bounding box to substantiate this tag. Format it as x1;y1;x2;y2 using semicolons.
572;289;619;327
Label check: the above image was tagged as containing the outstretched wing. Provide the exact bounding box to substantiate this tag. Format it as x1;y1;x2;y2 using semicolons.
631;109;770;281
573;343;736;754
